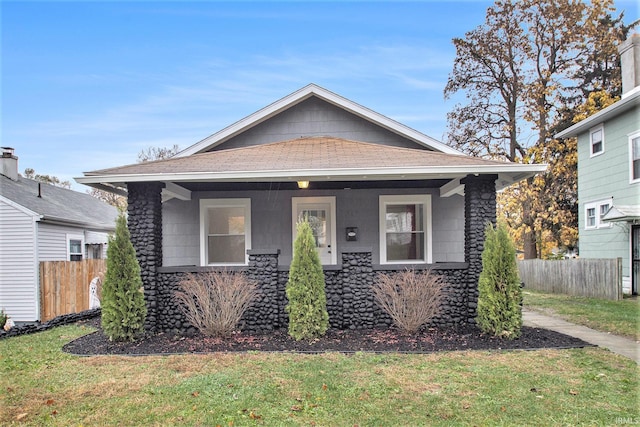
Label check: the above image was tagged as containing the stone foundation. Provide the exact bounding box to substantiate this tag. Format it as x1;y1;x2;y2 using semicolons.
155;251;469;334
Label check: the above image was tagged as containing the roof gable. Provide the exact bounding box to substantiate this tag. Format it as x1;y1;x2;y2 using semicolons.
178;84;462;156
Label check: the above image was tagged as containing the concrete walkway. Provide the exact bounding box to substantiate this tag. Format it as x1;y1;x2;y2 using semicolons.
522;308;640;364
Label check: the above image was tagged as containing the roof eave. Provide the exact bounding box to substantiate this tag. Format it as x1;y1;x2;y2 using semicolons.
75;164;547;187
555;89;640;139
39;215;116;231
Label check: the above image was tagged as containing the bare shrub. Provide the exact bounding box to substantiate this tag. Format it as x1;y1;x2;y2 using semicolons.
174;271;259;337
372;269;445;334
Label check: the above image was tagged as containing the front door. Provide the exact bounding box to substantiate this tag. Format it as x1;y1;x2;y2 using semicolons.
292;197;336;265
632;225;639;295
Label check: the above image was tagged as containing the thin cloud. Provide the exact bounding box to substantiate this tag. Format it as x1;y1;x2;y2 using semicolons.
7;40;456;180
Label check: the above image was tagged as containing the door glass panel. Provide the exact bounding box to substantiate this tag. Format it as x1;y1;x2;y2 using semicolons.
293;197;335;265
301;209;327;248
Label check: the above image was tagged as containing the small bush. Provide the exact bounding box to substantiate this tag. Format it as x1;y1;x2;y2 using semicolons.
174;271;258;337
101;214;147;342
0;309;6;329
476;222;523;339
372;269;445;334
286;219;329;341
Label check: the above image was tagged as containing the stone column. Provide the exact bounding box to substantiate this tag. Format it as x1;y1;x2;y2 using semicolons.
461;174;497;323
245;249;282;333
127;182;164;332
340;252;376;329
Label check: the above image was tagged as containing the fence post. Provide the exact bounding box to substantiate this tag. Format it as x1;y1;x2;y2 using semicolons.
616;257;623;301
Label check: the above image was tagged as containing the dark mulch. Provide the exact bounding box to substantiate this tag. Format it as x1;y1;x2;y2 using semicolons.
63;317;591;356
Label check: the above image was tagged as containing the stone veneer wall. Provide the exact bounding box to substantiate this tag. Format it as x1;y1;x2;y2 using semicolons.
128;174;497;334
127;182;164;333
155;251;468;334
462;174;497;323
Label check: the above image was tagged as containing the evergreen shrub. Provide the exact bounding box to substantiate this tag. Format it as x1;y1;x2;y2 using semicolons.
101;214;147;341
285;219;329;340
476;222;523;339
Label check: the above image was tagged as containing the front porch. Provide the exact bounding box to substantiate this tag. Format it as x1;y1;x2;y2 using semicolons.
126;174;497;334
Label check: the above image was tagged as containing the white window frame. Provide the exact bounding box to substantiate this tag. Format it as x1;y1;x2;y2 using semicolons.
586;207;596;228
379;194;432;265
67;233;84;261
589;125;604;157
629;130;640;184
584;198;613;230
199;198;251;266
291;196;337;265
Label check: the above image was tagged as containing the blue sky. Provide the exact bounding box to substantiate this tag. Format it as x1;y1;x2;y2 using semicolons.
2;1;638;190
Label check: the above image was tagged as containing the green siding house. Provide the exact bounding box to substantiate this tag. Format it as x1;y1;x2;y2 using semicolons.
556;34;640;295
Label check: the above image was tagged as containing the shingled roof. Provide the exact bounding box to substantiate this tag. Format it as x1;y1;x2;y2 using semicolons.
80;137;544;191
0;175;118;230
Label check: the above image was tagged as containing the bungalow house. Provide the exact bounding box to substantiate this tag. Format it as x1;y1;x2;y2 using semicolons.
77;84;545;333
0;148;119;321
556;34;640;296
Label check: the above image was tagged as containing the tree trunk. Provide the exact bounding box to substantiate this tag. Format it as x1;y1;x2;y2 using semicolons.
522;187;538;259
523;230;538;259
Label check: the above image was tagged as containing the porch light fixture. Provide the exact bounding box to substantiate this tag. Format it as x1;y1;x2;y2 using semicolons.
297;180;310;189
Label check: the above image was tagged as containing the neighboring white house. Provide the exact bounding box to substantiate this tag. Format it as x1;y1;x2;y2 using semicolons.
0;148;119;321
556;34;640;295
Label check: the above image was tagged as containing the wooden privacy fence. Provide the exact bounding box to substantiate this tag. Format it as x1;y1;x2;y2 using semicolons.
40;259;106;321
517;258;622;300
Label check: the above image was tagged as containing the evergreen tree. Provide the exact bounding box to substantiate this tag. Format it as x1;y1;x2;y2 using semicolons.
101;213;147;341
476;222;522;339
285;219;329;340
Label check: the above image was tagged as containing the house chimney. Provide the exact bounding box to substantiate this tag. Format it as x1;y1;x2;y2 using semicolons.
0;147;18;181
618;33;640;97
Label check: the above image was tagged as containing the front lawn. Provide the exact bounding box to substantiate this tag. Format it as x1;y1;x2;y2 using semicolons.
1;324;638;426
523;289;640;341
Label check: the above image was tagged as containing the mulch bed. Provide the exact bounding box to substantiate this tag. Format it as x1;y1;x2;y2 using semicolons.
63;317;591;356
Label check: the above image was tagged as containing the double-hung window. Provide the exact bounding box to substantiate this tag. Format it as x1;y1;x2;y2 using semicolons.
379;195;432;264
584;198;612;230
599;203;611;224
630;131;640;183
67;234;84;261
200;198;251;265
590;125;604;157
586;207;596;228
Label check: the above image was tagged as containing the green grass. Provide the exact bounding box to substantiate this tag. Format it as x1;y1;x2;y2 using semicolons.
1;324;638;426
523;289;640;340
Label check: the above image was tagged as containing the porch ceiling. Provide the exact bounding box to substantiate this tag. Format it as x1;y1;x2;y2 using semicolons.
76;137;546;195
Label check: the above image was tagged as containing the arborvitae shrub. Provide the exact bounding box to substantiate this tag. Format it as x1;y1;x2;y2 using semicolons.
285;219;329;340
476;222;522;339
101;213;147;341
